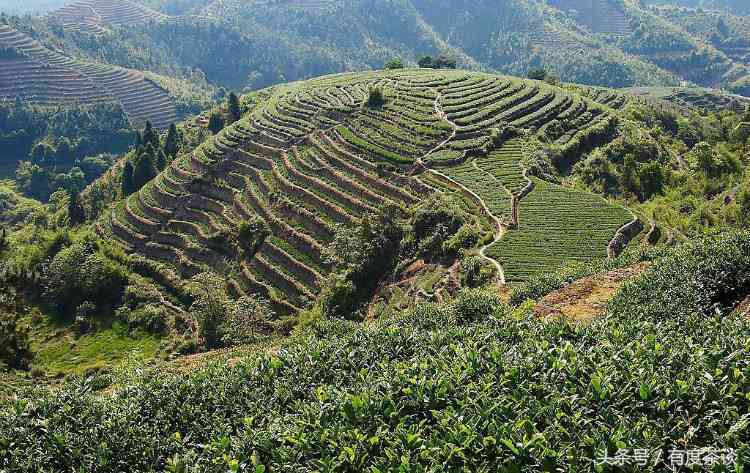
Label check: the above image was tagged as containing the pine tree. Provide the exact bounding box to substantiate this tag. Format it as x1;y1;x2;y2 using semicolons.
121;161;136;197
0;227;8;252
142;121;160;149
67;192;86;226
133;145;158;190
229;92;242;122
164;123;180;157
156;148;168;171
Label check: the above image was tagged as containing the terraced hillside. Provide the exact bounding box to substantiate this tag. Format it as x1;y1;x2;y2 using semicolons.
52;0;169;35
550;0;633;35
99;70;639;313
0;23;177;128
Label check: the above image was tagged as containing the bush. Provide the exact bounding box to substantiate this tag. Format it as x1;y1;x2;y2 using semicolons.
221;295;274;346
366;87;386;108
4;234;750;472
44;238;128;315
610;231;750;322
450;288;505;325
460;255;496;288
0;310;32;370
121;305;169;335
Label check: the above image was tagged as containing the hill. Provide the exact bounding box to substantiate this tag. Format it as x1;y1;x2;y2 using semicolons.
5;0;750;114
0;21;178;129
54;0;168;35
97;69;646;315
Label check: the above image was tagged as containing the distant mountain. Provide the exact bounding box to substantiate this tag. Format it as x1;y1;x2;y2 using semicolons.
7;0;743;98
644;0;750;16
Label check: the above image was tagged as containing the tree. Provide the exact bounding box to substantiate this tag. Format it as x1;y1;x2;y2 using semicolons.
188;272;229;349
384;57;405;70
366;87;386;108
67;192;86;226
29;142;56;165
418;55;434;68
418;55;456;69
142;121;159;150
690;141;718;176
221;295;274;346
434;55;457;69
0;227;8;252
132;145;158;190
164;123;180;158
208;112;225;134
0;311;32;370
527;68;548;81
638;162;665;200
121;161;136;197
156;148;168;172
738;172;750;225
44;238;127;315
621;154;638;195
15;161;50;201
228;92;242;122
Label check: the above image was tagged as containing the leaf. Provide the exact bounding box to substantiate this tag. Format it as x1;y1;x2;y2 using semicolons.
501;438;520;456
639;383;650;401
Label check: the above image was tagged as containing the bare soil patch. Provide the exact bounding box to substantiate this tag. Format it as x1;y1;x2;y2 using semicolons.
534;263;650;322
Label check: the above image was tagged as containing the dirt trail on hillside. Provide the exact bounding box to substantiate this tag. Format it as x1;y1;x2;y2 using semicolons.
421;93;507;284
534;263;650;322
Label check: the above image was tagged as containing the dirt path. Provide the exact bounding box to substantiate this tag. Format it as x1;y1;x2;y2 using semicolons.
534;263;649;322
428;168;507;284
421;93;507;284
423;92;458;159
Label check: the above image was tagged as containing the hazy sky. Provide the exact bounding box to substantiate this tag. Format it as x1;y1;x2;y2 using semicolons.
1;0;67;15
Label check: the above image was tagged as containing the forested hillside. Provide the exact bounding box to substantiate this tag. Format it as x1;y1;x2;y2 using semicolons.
1;0;740;96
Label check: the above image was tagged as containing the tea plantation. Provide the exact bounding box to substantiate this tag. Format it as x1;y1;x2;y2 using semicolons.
2;231;749;472
99;69;638;315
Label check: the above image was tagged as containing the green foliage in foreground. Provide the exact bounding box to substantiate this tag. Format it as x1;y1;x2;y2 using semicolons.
2;232;750;472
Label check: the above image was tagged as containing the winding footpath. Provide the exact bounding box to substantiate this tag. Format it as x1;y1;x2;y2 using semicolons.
422;92;507;284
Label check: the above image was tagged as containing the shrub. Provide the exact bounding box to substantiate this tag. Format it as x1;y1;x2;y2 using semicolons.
221;295;274;346
610;231;750;321
121;305;169;335
450;288;505;325
460;255;495;288
0;310;32;370
366;87;386;108
237;217;269;256
4;234;750;472
44;238;128;315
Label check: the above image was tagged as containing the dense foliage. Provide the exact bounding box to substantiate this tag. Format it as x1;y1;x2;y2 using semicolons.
0;100;134;200
320;196;483;320
2;232;749;471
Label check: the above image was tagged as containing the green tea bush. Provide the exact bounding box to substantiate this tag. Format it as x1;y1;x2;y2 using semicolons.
3;240;750;472
509;245;668;306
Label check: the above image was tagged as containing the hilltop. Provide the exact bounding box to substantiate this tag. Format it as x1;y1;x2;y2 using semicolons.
94;69;642;314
